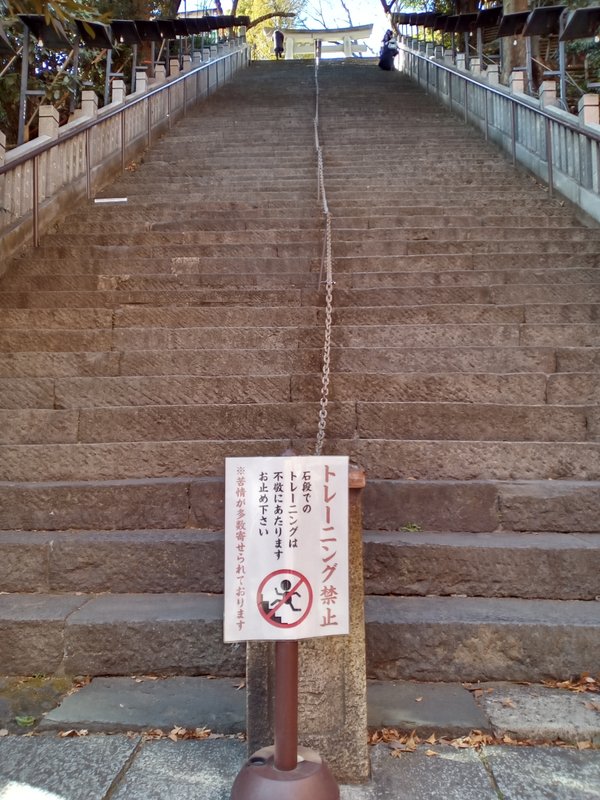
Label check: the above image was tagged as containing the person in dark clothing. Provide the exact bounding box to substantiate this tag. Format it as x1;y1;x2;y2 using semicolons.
378;33;399;71
273;29;284;59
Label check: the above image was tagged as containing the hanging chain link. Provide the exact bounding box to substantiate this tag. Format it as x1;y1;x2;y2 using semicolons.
314;58;334;457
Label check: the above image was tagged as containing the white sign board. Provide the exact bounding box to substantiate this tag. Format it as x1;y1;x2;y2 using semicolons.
224;455;349;642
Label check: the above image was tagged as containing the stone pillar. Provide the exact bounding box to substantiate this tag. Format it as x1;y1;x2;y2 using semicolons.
425;43;434;58
456;53;466;70
202;48;210;62
210;45;218;60
539;80;557;107
486;65;500;84
469;57;481;74
510;69;525;94
285;36;294;60
182;54;192;72
81;89;98;118
134;69;148;94
154;64;166;84
169;58;180;77
246;466;369;784
579;93;600;126
343;36;352;57
434;45;444;60
192;51;202;67
38;106;59;139
111;79;126;104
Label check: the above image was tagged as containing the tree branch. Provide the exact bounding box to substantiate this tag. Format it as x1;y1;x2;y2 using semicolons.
247;12;297;30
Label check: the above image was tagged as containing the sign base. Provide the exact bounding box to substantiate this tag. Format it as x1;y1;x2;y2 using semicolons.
230;745;339;800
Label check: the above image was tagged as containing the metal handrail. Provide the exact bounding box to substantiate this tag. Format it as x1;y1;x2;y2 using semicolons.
403;41;600;143
0;48;241;176
402;40;600;212
0;45;247;252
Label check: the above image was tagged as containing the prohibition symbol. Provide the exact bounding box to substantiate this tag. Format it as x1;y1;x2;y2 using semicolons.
257;569;313;629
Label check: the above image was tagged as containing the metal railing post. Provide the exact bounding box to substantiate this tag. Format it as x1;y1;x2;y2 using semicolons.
511;101;517;165
85;127;92;199
120;111;126;172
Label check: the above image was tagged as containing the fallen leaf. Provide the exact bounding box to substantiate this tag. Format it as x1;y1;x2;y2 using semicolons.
415;697;423;703
425;749;439;756
425;733;437;744
501;699;516;708
576;741;593;750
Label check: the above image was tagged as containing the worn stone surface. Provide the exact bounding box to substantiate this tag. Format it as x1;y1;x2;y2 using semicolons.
0;478;191;531
367;681;490;736
357;402;588;442
40;676;245;734
341;745;498;800
110;738;244;800
364;596;600;682
0;735;141;800
477;684;600;744
64;593;245;676
362;479;500;532
0;531;52;592
48;530;224;593
0;594;86;674
483;745;600;800
499;480;600;532
363;531;600;599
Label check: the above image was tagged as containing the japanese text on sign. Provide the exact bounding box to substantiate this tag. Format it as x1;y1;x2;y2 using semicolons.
224;456;349;642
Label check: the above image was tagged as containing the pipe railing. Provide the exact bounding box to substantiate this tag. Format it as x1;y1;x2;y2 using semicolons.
400;40;600;223
0;42;249;265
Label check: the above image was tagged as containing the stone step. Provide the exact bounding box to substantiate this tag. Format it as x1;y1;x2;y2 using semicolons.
4;303;594;331
343;269;600;289
2;528;598;600
1;345;593;379
0;401;595;445
2;322;596;352
1;370;596;410
363;531;600;600
0;288;314;308
364;595;600;681
0;591;597;681
1;476;598;533
1;438;599;482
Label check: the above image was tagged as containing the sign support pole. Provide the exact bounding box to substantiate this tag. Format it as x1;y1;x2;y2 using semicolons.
274;640;298;771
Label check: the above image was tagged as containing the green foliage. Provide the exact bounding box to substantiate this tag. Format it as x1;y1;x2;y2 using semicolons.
237;0;305;59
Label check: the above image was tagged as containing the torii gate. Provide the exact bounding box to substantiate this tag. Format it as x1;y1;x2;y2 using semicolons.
276;25;374;59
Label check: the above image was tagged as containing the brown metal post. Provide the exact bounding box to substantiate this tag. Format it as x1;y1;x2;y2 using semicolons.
274;640;299;771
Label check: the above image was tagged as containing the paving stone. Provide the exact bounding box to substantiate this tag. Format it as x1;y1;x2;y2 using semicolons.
109;738;245;800
367;681;490;736
40;676;245;734
477;684;600;744
483;745;600;800
0;734;140;800
340;745;498;800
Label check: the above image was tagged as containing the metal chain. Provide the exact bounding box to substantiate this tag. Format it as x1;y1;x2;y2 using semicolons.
314;58;334;457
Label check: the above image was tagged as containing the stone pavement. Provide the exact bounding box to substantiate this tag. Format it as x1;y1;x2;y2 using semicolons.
0;678;598;798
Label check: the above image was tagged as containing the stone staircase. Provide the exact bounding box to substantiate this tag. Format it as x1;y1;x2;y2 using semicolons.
0;60;598;683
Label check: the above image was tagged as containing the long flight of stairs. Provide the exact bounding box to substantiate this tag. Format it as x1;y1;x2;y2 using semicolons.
0;59;598;683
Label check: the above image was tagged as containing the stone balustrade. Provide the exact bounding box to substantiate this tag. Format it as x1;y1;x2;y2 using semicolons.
0;40;250;269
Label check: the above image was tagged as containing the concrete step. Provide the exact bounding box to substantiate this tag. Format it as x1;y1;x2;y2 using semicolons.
1;438;599;482
1;476;598;533
0;591;597;681
2;528;598;600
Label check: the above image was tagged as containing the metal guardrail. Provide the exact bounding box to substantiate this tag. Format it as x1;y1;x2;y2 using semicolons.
0;45;249;254
401;41;600;221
